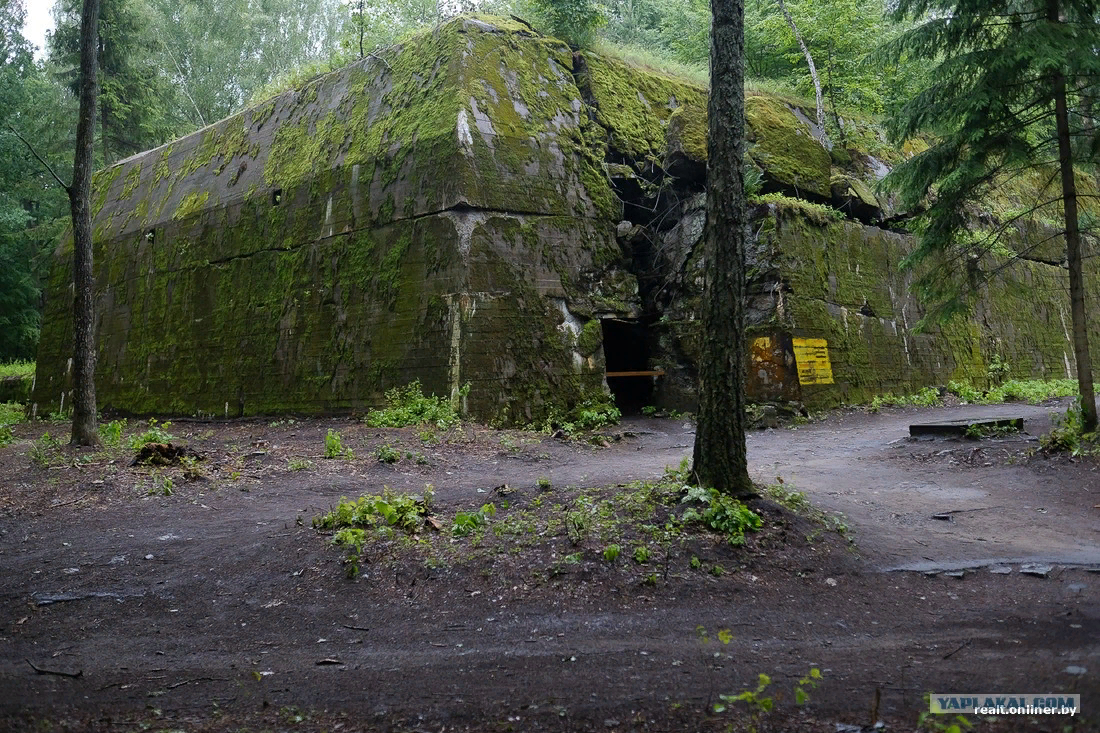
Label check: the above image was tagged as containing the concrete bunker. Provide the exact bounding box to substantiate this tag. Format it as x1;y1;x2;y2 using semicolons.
28;14;1100;424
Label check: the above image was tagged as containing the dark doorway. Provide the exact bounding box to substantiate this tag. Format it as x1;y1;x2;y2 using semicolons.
601;318;654;413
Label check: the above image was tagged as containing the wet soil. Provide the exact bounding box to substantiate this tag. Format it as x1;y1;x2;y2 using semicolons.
0;401;1097;732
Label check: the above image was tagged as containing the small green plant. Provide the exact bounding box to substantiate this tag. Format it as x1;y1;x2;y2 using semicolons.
0;425;12;447
1040;399;1098;455
30;431;62;467
715;668;823;731
986;354;1011;384
709;564;726;576
376;443;400;464
632;545;650;564
641;405;658;416
690;555;702;570
869;386;943;412
315;486;435;535
100;419;125;449
565;509;588;545
680;486;763;546
452;503;497;537
324;429;354;459
332;528;367;579
602;544;621;562
541;396;621;436
536;476;552;490
287;458;313;471
365;380;466;430
128;418;175;451
964;422;1020;440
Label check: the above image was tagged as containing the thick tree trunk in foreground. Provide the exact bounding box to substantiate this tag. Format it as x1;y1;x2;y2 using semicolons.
69;0;102;447
1049;0;1097;432
692;0;754;497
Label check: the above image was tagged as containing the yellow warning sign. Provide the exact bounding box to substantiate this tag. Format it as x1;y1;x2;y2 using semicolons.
792;338;834;385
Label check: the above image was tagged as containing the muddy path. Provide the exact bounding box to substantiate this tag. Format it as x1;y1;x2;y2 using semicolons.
0;402;1097;731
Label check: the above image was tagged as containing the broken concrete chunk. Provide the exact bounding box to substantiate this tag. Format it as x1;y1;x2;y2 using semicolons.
1019;563;1054;578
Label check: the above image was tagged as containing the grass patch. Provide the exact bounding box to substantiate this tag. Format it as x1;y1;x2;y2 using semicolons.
0;402;24;426
0;361;34;379
592;40;709;88
751;193;845;225
867;379;1081;413
948;378;1079;405
312;465;769;583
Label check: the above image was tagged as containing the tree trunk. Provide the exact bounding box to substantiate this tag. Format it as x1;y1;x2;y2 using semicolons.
775;0;828;148
68;0;102;447
692;0;754;497
1049;0;1097;432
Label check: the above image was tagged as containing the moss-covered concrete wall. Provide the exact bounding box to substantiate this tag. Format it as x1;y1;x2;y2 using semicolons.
31;13;1100;420
32;16;638;423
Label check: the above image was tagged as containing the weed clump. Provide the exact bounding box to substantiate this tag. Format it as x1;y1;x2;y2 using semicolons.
128;418;175;452
323;429;354;459
1040;399;1099;456
365;381;467;429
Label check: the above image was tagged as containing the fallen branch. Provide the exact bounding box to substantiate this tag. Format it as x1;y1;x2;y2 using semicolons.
168;676;228;689
26;659;83;678
942;639;971;660
51;495;89;509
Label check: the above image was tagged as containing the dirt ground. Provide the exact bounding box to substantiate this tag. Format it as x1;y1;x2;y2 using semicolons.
0;399;1097;732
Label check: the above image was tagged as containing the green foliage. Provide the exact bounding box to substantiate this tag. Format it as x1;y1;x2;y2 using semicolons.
964;422;1019;440
51;0;180;163
323;428;354;459
882;0;1100;326
602;543;621;562
538;396;621;436
0;401;23;426
679;486;763;546
100;419;126;449
1040;400;1099;456
0;361;34;379
314;486;435;534
30;431;62;467
453;503;497;537
536;476;552;490
715;668;822;730
527;0;606;48
365;380;466;430
869;386;942;412
946;378;1079;405
632;544;650;563
376;443;400;464
128;419;175;451
752;193;843;224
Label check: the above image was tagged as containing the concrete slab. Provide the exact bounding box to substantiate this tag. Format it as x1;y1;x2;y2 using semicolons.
908;416;1024;437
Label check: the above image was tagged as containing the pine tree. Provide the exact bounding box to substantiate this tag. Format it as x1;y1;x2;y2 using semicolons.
884;0;1100;431
692;0;755;497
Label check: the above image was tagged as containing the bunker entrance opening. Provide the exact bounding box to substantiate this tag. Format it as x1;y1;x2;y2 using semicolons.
601;318;659;413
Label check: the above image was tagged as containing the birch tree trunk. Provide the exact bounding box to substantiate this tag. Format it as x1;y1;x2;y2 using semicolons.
776;0;829;147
